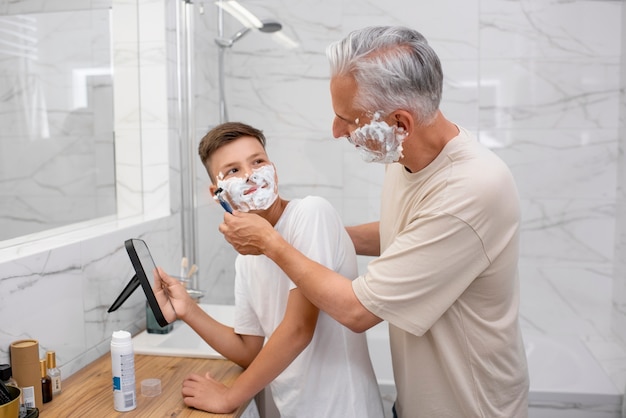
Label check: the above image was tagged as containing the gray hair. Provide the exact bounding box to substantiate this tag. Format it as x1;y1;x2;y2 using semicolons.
326;26;443;125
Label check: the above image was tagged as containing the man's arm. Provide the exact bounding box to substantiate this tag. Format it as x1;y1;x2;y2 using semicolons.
220;212;382;333
346;222;380;256
181;288;320;413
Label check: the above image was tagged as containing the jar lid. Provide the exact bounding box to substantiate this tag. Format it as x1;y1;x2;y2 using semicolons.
10;340;38;348
141;378;161;397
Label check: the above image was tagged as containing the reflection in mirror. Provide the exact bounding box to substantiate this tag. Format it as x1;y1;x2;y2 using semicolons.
0;7;115;243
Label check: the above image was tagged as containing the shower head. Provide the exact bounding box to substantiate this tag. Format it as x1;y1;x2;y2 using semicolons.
215;19;283;48
258;20;282;33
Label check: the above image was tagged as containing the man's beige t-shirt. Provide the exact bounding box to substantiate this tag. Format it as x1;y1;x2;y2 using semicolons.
353;127;529;417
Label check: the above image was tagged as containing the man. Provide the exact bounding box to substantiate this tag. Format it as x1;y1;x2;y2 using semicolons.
219;26;530;417
154;122;383;417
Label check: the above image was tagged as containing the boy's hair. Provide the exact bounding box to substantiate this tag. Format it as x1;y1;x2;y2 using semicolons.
198;122;267;181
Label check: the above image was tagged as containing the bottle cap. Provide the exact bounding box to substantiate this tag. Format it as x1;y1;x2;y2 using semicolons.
111;330;132;344
46;351;57;369
141;378;161;397
39;359;47;379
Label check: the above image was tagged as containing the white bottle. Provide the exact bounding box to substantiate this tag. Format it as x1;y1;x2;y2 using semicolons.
110;330;136;412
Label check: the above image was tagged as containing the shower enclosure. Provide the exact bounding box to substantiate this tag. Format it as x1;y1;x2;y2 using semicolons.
173;0;292;300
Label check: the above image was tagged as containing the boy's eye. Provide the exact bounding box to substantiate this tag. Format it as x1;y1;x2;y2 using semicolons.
254;159;268;166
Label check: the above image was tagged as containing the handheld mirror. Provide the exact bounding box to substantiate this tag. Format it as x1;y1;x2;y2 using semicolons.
107;238;169;327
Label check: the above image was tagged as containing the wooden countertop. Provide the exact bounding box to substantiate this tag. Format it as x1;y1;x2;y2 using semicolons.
40;353;250;417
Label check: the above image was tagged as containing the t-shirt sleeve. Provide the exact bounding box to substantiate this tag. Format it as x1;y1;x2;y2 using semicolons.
283;196;355;290
352;213;490;336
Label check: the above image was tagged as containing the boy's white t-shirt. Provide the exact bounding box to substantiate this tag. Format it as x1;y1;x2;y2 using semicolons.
234;196;383;418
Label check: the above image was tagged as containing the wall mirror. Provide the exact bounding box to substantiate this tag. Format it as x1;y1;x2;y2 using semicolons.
0;3;116;244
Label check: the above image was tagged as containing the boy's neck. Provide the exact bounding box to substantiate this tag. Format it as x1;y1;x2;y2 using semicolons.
259;197;289;226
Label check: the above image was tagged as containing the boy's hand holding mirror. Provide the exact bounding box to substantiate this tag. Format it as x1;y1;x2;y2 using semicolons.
153;267;196;322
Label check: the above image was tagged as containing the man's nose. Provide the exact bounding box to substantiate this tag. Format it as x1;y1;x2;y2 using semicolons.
332;117;350;139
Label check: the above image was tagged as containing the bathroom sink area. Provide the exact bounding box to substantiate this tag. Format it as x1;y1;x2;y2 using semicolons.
132;304;235;358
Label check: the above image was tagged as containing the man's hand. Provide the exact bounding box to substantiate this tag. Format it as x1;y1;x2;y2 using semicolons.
219;211;277;255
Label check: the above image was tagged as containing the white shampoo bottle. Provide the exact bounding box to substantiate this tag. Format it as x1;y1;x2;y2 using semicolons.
110;330;136;412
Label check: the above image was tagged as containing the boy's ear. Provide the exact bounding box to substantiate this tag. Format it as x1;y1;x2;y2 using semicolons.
209;184;218;195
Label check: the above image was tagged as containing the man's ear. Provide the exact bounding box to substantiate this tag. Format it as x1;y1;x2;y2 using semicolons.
394;110;414;134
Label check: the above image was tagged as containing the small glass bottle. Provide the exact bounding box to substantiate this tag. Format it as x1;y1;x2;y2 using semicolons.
39;359;52;403
46;351;62;396
0;364;18;388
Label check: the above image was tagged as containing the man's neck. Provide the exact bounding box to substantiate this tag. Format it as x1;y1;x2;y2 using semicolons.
400;112;459;173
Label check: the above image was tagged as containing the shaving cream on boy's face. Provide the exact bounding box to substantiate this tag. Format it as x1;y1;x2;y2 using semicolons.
348;112;407;164
217;164;278;212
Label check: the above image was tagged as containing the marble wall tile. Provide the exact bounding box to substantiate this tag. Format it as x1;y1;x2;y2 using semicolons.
493;129;618;199
479;59;621;130
519;197;615;263
439;60;480;131
0;216;181;377
612;0;626;344
480;0;621;59
520;261;614;337
0;245;84;358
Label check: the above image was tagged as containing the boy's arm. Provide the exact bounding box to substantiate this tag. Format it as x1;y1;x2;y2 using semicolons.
183;302;265;367
181;287;319;413
154;267;264;367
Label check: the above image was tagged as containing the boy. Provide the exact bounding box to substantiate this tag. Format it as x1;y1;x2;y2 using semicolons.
154;122;383;417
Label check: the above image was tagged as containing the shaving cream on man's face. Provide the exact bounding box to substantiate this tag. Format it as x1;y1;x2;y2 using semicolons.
217;164;278;212
349;112;407;164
